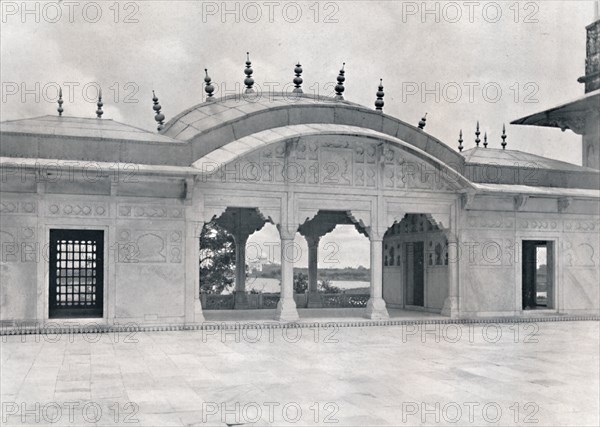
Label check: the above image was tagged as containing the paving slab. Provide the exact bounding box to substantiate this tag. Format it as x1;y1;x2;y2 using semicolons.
1;321;598;426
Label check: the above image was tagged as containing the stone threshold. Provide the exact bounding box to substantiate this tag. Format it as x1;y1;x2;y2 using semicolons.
1;314;598;336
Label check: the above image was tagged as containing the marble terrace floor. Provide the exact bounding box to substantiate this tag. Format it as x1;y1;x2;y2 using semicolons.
1;321;598;426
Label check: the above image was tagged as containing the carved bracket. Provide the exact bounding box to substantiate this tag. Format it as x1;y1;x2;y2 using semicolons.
347;210;372;231
425;213;450;230
386;211;407;229
558;197;573;213
185;178;194;202
297;207;321;228
514;195;529;211
461;191;476;210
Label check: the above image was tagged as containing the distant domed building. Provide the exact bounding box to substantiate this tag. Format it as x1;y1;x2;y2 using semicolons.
1;31;599;331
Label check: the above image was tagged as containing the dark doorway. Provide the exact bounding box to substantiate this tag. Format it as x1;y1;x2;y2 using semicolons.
405;242;425;307
522;241;554;310
49;229;104;318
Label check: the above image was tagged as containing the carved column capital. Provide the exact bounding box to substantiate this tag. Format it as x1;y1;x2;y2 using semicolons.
278;225;297;241
305;234;321;247
366;227;387;241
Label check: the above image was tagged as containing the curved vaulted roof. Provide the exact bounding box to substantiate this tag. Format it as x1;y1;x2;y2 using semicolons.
160;93;465;169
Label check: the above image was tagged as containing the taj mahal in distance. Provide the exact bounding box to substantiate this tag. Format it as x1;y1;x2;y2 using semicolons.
0;6;599;333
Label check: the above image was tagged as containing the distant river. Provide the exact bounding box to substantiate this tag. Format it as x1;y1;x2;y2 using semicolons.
244;278;369;293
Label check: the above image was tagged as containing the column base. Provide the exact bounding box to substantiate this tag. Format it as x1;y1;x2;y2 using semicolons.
441;296;459;318
193;299;205;323
234;292;249;309
364;298;389;320
276;298;299;322
307;292;323;308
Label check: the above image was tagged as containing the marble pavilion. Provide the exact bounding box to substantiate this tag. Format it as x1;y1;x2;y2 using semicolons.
1;26;599;328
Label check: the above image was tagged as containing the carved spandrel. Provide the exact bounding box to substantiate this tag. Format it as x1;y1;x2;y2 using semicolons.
203;138;458;192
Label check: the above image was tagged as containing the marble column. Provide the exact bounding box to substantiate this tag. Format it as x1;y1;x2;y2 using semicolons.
306;235;322;308
233;234;249;309
276;228;299;322
365;232;389;319
184;179;204;324
442;235;459;318
188;221;204;323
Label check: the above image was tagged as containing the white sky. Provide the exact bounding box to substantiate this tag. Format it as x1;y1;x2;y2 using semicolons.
1;0;596;267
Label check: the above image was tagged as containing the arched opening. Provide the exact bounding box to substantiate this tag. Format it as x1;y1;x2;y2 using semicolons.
295;210;370;309
199;207;271;310
383;214;450;314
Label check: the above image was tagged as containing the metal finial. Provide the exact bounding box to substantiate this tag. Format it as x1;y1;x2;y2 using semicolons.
483;132;488;148
57;87;64;116
334;62;345;100
293;62;303;94
458;130;464;152
244;52;255;94
375;78;384;111
501;124;507;150
152;90;165;131
96;89;104;118
204;68;215;100
418;113;428;130
475;121;480;147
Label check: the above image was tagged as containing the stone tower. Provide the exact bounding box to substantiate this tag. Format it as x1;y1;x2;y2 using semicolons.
578;5;600;169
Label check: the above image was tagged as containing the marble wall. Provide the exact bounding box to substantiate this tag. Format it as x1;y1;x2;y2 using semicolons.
0;195;38;321
0;171;190;327
459;211;600;317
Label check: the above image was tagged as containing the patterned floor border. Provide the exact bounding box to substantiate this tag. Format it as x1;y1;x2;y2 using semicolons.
1;314;598;336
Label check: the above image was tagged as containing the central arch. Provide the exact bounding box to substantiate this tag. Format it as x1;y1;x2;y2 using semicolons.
188;109;469;321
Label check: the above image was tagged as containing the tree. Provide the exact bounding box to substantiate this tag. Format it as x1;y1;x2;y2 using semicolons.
319;279;341;294
199;222;236;294
293;272;308;294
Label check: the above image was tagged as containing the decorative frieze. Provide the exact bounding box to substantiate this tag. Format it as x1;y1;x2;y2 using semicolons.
466;215;514;229
118;204;184;219
0;200;37;215
564;220;599;232
48;202;107;217
518;219;559;231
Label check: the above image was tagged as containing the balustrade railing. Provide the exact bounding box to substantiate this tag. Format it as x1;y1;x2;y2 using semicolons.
201;292;370;310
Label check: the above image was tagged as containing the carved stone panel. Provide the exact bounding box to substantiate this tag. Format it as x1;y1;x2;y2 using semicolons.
116;228;183;264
